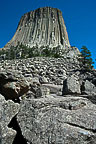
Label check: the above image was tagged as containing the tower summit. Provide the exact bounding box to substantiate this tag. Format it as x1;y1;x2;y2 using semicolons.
5;7;70;48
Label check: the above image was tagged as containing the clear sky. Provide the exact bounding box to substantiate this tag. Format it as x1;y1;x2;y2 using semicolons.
0;0;96;67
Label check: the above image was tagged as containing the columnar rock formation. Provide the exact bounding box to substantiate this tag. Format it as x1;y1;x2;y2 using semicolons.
1;6;96;144
5;7;70;48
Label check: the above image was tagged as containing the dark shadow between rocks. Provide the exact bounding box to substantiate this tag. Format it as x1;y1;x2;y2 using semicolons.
8;115;27;144
86;95;96;105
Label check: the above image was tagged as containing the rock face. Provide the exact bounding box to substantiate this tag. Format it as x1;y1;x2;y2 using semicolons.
17;97;96;144
0;94;19;144
63;74;81;95
81;80;96;95
5;7;70;48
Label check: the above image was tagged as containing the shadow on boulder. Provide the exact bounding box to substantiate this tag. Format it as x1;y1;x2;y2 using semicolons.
8;115;27;144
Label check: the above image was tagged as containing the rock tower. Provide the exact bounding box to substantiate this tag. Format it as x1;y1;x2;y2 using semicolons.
5;7;70;48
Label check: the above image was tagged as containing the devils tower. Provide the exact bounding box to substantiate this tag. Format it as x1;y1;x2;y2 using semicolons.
5;7;70;48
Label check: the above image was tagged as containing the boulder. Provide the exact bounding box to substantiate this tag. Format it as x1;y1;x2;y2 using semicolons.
17;96;96;144
81;80;96;95
22;90;35;100
36;86;50;98
0;94;20;144
42;84;63;95
31;77;40;85
63;75;81;95
39;76;48;84
0;70;29;100
0;70;23;83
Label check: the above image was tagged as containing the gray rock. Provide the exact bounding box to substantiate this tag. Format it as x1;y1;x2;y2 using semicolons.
42;84;63;95
81;80;96;95
36;86;50;98
30;84;39;96
4;7;70;48
39;76;48;84
17;96;96;144
63;74;81;95
0;94;20;144
31;77;40;85
0;70;29;100
23;90;35;99
0;57;80;87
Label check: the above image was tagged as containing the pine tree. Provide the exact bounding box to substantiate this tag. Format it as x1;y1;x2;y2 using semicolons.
19;44;29;59
79;46;94;71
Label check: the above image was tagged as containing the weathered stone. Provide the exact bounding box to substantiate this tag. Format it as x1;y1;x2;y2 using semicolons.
36;86;50;98
23;90;35;99
32;77;40;84
4;7;70;48
81;80;96;95
0;57;80;87
42;84;63;95
0;70;29;100
17;96;96;144
63;75;81;95
39;76;48;84
0;94;20;144
2;80;29;100
30;84;39;96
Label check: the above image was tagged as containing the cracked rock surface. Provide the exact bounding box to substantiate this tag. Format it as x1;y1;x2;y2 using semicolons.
5;7;70;48
0;70;29;100
17;96;96;144
0;57;96;144
0;94;20;144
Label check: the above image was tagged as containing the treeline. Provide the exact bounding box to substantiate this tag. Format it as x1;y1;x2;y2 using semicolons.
0;44;94;71
0;44;62;60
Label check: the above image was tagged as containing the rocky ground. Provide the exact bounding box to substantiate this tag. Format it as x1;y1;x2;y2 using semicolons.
0;57;79;84
0;57;96;144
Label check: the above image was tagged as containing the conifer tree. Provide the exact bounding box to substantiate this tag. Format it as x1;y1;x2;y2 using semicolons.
79;46;94;71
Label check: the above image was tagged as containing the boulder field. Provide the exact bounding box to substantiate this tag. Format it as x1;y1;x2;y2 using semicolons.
0;57;96;144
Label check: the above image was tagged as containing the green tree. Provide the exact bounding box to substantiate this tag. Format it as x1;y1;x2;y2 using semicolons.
79;46;94;71
52;46;61;58
28;47;34;57
19;44;29;59
9;46;17;60
42;46;52;57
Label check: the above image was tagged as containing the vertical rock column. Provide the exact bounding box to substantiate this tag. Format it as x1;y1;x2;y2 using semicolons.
4;7;70;48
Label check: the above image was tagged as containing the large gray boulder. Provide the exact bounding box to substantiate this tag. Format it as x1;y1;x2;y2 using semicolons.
63;75;81;95
0;94;20;144
81;80;96;95
0;70;29;100
17;96;96;144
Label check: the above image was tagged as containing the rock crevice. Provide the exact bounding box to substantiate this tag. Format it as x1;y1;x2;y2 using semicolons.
8;115;27;144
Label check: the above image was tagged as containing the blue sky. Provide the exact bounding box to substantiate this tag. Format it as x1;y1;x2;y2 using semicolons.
0;0;96;67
